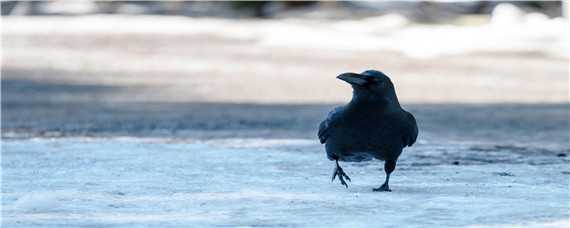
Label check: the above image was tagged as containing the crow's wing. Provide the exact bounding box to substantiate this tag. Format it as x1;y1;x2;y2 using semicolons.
318;106;344;144
402;111;418;147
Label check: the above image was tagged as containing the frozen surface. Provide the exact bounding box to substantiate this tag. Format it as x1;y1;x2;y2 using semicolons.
2;138;569;227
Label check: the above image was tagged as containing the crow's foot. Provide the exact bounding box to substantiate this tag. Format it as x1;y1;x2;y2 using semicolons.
373;183;391;192
332;162;351;188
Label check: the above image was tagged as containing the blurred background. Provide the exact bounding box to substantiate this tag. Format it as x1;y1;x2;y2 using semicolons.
2;0;568;146
2;2;570;226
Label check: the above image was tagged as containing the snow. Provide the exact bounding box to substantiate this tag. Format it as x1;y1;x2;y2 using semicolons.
2;138;569;227
3;5;567;59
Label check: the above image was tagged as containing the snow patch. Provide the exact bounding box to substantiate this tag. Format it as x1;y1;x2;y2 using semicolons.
13;191;76;212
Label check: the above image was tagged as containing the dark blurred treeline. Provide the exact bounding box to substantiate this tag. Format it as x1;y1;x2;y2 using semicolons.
1;1;565;18
2;1;316;17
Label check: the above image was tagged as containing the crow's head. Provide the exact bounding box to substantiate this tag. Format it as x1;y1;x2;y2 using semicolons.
337;70;397;103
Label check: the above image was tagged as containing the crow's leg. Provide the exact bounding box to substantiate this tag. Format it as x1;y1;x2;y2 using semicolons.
332;159;351;188
373;160;396;192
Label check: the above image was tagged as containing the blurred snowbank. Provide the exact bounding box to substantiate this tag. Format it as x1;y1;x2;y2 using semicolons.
3;4;567;59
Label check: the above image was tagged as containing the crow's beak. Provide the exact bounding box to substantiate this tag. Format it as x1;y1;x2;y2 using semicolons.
337;73;368;86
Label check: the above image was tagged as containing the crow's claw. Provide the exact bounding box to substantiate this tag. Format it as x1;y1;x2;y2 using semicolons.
373;183;391;192
332;165;351;188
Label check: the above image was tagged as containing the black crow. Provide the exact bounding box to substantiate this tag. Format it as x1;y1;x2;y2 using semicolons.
318;70;418;191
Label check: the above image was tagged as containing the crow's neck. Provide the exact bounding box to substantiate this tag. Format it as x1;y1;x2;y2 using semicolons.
350;90;400;110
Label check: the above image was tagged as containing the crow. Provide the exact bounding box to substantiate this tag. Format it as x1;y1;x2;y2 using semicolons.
318;70;418;192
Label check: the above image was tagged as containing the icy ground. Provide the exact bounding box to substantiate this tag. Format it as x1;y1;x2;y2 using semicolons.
2;138;569;227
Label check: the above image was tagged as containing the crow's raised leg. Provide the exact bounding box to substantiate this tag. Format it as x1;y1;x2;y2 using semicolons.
374;160;396;192
332;159;351;188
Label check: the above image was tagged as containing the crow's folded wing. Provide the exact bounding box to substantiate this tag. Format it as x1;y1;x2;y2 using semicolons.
318;106;344;144
402;111;418;147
